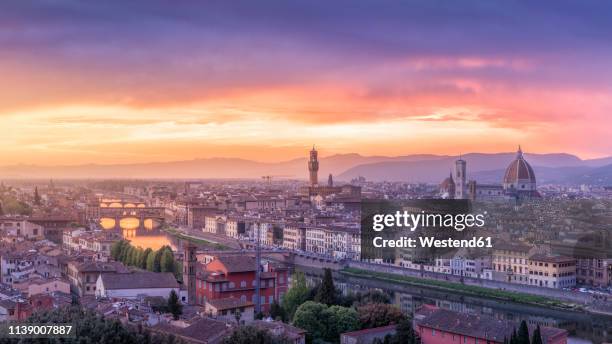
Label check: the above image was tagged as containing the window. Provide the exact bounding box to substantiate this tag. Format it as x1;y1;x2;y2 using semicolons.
241;280;246;288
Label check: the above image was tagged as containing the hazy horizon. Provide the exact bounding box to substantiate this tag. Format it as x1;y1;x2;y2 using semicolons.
0;149;610;168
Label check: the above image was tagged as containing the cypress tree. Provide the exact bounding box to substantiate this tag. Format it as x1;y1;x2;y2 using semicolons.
531;325;543;344
518;320;530;344
160;249;174;273
315;268;336;305
140;248;152;269
168;290;182;320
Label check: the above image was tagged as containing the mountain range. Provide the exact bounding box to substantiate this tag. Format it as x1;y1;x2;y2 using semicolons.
1;152;612;185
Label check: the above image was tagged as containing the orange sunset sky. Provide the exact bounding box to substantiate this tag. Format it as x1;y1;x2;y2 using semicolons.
1;1;612;166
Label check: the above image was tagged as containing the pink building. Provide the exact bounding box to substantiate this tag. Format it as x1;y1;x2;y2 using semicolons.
415;306;567;344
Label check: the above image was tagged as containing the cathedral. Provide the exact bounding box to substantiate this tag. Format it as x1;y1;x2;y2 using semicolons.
440;146;540;201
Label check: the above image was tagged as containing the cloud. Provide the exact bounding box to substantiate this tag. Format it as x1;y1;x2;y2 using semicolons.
0;1;611;163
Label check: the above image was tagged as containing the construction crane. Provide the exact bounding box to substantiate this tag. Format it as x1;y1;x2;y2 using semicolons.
261;175;292;185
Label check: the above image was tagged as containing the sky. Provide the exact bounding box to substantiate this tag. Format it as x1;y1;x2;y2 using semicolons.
1;0;612;165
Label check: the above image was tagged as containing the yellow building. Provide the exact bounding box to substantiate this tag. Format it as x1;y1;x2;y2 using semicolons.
492;242;536;284
528;254;577;289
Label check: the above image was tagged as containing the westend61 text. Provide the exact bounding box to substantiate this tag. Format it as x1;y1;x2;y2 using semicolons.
372;236;493;248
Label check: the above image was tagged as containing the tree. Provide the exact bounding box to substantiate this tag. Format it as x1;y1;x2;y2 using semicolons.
22;306;181;344
510;328;518;344
147;249;157;271
357;303;406;329
354;290;391;305
281;271;310;321
33;187;41;205
292;301;328;343
531;325;542;344
517;320;530;344
119;242;131;263
292;301;358;344
315;268;335;305
127;246;137;266
140;248;153;269
269;301;286;321
160;248;175;273
153;248;164;272
324;305;359;343
373;318;419;344
223;326;292;344
168;290;182;320
111;240;125;260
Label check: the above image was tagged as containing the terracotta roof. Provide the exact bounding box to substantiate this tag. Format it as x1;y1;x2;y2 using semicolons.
341;324;396;338
529;254;576;264
503;148;536;184
100;272;179;290
206;297;254;311
417;307;566;342
154;318;231;344
213;255;256;273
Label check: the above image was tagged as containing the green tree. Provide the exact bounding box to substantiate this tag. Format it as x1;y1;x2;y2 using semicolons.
146;249;158;271
314;268;335;305
357;303;406;329
168;290;183;320
373;318;419;344
140;248;153;269
354;290;391;305
269;301;286;321
21;306;181;344
119;242;131;263
127;246;137;266
110;241;124;260
292;301;328;343
160;248;175;273
282;271;310;321
531;325;543;344
324;305;359;343
292;301;358;344
517;320;530;344
223;325;292;344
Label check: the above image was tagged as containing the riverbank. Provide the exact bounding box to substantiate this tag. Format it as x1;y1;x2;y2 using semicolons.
340;267;583;312
161;226;230;250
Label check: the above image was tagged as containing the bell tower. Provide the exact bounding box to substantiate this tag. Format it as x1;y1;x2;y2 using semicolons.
308;146;319;187
455;156;467;199
183;242;197;305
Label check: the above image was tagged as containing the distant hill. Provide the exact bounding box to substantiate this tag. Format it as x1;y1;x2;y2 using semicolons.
1;152;611;185
337;152;604;183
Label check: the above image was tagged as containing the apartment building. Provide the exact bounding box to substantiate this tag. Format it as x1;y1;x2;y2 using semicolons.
492;242;537;284
283;223;306;251
528;254;576;289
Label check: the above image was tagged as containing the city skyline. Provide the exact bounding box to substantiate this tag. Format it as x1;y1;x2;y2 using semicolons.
2;1;612;165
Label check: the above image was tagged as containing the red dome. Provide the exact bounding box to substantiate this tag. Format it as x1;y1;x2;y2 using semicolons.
503;147;536;185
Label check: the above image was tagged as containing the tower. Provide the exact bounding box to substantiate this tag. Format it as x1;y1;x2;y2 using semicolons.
328;173;333;187
308;146;319;187
455;156;467;199
183;243;197;305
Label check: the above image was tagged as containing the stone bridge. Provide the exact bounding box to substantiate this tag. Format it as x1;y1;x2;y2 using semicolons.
98;206;165;230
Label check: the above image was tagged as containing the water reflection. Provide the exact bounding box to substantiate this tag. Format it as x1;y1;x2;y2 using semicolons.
99;218;176;251
99;217;161;231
